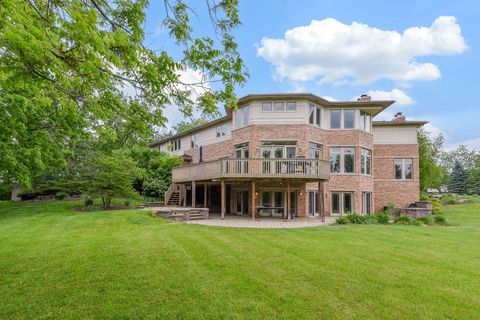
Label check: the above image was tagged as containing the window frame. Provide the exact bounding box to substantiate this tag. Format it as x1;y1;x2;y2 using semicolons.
308;104;322;127
308;142;323;159
330;146;355;174
360;111;372;133
190;134;198;149
331;191;354;215
395;158;413;180
360;148;372;175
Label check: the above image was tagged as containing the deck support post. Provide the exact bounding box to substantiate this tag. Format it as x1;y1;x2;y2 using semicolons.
250;180;256;220
191;181;196;208
318;181;325;222
287;181;291;220
221;180;226;219
203;183;207;208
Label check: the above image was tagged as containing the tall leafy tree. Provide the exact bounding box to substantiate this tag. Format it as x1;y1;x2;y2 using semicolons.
0;0;247;187
418;128;447;190
448;160;469;194
467;158;480;195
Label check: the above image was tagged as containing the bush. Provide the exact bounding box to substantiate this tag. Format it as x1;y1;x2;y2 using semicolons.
441;194;457;205
420;194;429;201
124;199;131;207
394;216;412;225
55;191;68;200
84;197;94;207
412;219;423;226
430;198;441;214
416;216;432;225
346;213;366;224
363;215;379;225
336;216;349;225
375;213;390;224
385;202;398;215
433;215;447;225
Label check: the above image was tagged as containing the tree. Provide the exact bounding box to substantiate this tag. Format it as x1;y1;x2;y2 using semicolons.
418;128;447;190
82;152;144;208
440;145;478;173
172;113;218;134
448;161;469;194
0;0;247;187
467;158;480;195
142;154;182;199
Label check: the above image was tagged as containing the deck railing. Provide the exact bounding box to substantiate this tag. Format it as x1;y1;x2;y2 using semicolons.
172;158;330;183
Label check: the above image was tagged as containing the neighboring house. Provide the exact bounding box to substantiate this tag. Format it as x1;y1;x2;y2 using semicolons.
150;93;426;219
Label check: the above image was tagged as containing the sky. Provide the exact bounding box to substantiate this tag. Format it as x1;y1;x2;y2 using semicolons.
142;0;480;150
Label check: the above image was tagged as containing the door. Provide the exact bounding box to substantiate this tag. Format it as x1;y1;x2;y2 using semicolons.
236;191;249;215
235;146;249;174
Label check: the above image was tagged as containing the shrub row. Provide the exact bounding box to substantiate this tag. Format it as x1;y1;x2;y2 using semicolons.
336;213;389;225
393;215;447;226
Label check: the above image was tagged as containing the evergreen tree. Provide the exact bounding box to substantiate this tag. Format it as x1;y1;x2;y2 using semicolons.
448;161;469;194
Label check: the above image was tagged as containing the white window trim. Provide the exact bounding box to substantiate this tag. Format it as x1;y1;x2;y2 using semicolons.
330;109;355;130
362;192;372;215
308;104;322;127
360;148;372;176
261;101;298;113
395;158;413;180
331;191;354;216
330;146;356;174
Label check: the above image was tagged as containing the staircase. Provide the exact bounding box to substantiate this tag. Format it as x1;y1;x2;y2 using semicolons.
165;184;186;206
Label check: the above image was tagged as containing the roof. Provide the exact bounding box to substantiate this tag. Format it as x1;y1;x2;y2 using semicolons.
149;93;396;147
372;120;428;128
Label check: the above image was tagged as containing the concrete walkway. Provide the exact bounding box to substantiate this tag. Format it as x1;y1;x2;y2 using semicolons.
186;214;336;229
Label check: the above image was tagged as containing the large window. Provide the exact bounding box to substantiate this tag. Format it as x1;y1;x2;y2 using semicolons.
286;102;297;111
332;192;353;215
361;148;372;175
330;109;355;129
362;192;372;215
190;134;198;148
330;147;355;174
395;159;413;180
309;104;321;126
234;105;249;129
171;138;181;151
308;142;322;159
309;191;318;216
360;111;372;132
216;124;227;137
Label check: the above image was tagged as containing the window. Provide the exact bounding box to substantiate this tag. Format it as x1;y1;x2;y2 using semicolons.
330;147;355;174
331;192;353;215
190;134;198;148
361;148;372;175
343;109;355;129
234;105;249;129
330;109;341;129
216;124;227;137
395;159;413;180
286;102;297;111
274;102;285;111
309;191;318;216
171;138;181;151
262;102;272;111
362;192;372;215
360;111;372;132
308;142;322;159
309;104;321;126
261;192;271;206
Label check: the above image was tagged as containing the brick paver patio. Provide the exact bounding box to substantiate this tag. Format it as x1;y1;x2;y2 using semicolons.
186;214;336;228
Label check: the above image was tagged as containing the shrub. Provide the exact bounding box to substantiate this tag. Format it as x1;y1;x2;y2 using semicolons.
363;215;379;225
430;198;441;214
416;216;432;225
84;197;94;207
394;216;412;225
336;216;349;225
420;194;429;201
412;219;423;226
385;202;398;215
346;213;366;224
441;194;457;205
124;199;131;207
375;213;390;224
55;191;68;200
433;215;447;225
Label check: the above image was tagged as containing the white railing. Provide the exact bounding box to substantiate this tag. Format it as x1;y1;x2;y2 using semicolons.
172;158;330;182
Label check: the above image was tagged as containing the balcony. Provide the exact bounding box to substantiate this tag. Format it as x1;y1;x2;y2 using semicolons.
172;158;330;183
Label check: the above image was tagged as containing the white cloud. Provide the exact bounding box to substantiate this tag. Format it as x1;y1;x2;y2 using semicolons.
365;89;414;106
423;123;445;137
257;16;467;85
448;137;480;151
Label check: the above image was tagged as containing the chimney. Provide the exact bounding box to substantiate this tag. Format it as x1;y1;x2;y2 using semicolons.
392;112;406;122
357;94;371;102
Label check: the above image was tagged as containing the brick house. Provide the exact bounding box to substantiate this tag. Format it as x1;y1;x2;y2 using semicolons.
150;93;426;219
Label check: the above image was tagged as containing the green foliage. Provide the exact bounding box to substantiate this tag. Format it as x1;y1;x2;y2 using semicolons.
385;202;399;215
343;213;389;225
433;215;447;225
124;200;131;207
416;216;433;225
449;161;469;194
430;198;441;214
141;154;182;199
394;216;412;225
345;213;364;224
412;219;423;226
84;198;94;207
467;158;480;195
0;184;12;201
55;192;68;200
375;213;390;224
336;216;349;225
420;194;430;201
81;152;143;208
418;129;447;190
441;194;457;205
0;0;247;187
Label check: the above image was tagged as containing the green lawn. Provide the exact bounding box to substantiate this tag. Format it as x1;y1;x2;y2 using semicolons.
1;201;479;319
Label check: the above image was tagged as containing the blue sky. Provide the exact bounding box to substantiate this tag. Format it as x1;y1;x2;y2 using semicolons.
143;0;480;149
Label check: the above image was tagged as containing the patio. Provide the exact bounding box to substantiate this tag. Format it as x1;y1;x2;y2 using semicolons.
185;214;336;228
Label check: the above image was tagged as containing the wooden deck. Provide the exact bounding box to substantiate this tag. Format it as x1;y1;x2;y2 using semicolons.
172;158;330;183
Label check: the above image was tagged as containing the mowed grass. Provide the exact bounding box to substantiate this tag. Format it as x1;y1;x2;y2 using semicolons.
1;201;479;319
